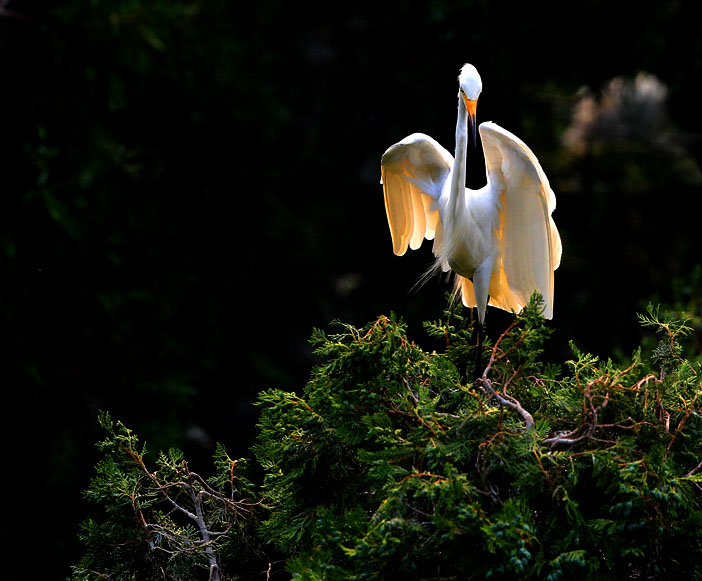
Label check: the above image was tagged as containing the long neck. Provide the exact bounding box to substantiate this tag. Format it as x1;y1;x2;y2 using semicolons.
448;95;469;216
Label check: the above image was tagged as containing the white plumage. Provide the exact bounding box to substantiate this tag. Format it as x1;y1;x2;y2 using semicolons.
381;63;561;322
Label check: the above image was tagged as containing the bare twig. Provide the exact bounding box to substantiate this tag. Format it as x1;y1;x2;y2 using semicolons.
477;376;535;431
665;392;700;456
685;460;702;477
186;477;221;581
475;320;534;431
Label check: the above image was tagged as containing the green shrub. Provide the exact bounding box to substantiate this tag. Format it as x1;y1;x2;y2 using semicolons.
73;295;702;579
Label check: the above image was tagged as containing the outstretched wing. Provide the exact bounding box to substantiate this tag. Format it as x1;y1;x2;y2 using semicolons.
479;122;562;319
380;133;453;256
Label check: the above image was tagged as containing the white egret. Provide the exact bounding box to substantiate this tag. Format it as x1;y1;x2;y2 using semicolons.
381;63;562;325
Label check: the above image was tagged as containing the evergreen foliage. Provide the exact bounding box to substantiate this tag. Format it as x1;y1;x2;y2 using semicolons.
72;412;262;580
74;296;702;579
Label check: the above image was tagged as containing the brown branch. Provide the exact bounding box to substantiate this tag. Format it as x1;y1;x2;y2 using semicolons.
477;376;535;431
665;392;700;456
472;319;535;430
685;460;702;477
398;472;448;485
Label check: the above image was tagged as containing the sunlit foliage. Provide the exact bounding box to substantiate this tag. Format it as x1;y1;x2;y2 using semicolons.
75;297;702;579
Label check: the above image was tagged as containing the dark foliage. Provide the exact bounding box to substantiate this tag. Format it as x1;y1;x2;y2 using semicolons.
75;297;702;579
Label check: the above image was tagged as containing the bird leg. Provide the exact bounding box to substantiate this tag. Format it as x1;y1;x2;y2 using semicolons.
470;259;493;378
468;308;486;379
475;319;484;377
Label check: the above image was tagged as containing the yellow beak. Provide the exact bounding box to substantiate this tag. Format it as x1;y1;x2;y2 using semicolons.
462;94;478;144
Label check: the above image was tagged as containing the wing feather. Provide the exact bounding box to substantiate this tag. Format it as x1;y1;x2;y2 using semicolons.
380;133;453;256
479;122;561;319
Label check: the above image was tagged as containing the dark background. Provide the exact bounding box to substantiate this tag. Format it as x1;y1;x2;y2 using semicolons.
2;1;702;577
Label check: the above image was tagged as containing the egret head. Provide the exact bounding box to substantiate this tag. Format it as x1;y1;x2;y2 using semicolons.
458;63;482;144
